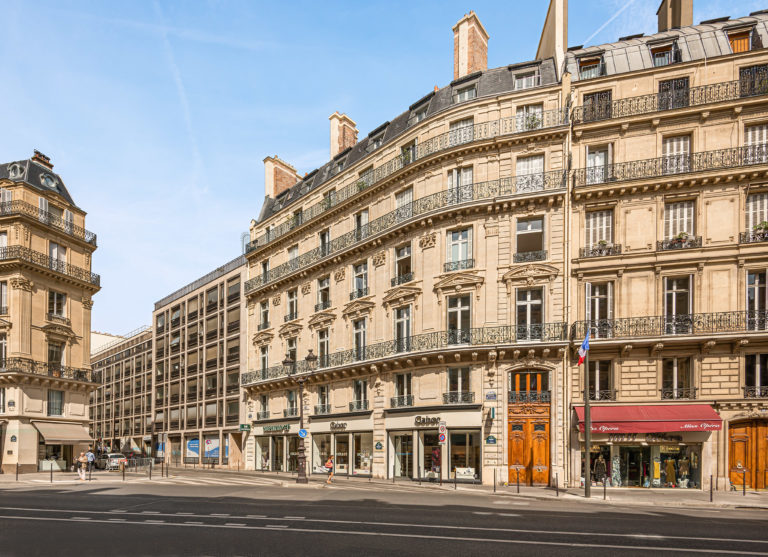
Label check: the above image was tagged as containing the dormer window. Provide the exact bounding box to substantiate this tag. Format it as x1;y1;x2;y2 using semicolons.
366;134;384;153
729;29;752;53
578;57;604;79
453;85;477;103
515;72;539;90
410;106;428;126
650;42;680;67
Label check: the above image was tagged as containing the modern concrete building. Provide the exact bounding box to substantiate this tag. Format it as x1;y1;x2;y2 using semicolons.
0;151;100;473
241;0;768;491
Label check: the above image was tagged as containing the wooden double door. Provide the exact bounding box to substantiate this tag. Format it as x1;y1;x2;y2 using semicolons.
508;409;550;486
729;420;768;489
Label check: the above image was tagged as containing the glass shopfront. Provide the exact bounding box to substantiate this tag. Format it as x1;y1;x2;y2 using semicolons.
388;428;482;482
252;429;300;472
311;431;373;476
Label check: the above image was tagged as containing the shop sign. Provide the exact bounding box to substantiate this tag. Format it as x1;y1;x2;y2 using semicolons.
239;424;251;431
10;435;16;443
330;422;347;431
375;442;383;450
645;432;682;443
485;390;497;401
415;416;440;427
263;425;290;433
608;433;638;443
485;435;497;445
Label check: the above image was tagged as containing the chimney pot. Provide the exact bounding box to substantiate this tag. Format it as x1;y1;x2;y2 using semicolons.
657;0;692;32
329;112;358;159
263;155;300;199
453;10;489;80
31;150;53;169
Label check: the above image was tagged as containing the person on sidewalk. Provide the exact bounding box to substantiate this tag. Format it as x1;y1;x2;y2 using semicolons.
325;455;334;484
76;452;88;481
85;448;95;475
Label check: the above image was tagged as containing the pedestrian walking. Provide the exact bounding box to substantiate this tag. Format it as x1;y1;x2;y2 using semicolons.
86;448;95;474
325;455;334;484
76;452;88;481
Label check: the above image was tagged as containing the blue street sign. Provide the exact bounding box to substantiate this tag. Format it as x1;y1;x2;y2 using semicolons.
298;429;308;438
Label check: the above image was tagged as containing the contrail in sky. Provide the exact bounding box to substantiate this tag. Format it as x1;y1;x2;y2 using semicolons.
582;0;639;46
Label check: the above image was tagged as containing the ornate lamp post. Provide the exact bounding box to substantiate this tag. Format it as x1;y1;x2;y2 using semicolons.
283;349;317;484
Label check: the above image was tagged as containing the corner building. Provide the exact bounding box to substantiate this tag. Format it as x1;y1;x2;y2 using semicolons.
243;11;571;485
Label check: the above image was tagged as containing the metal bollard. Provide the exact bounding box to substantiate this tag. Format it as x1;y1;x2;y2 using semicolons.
556;473;559;497
493;469;496;494
517;469;520;494
161;461;164;478
710;475;713;503
15;462;18;482
149;461;152;480
419;467;421;486
89;465;92;482
122;463;125;482
392;464;395;484
50;463;53;484
743;470;747;496
603;478;607;500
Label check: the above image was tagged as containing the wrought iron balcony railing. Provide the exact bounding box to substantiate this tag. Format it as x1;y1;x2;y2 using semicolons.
740;230;768;244
588;389;617;401
443;391;475;404
571;310;768;341
391;273;414;287
660;387;697;400
315;300;331;312
246;110;569;254
0;246;100;286
245;174;565;295
256;410;270;420
284;312;298;323
314;404;331;415
283;407;298;418
574;144;768;188
573;76;768;123
46;312;70;326
349;287;369;300
744;386;768;398
390;395;414;408
657;236;702;251
349;400;369;411
508;390;551;403
444;258;474;272
513;250;547;263
258;321;271;331
0;200;97;245
0;357;97;383
579;244;622;258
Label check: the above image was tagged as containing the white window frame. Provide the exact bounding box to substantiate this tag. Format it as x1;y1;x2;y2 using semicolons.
585;210;613;248
664;200;695;240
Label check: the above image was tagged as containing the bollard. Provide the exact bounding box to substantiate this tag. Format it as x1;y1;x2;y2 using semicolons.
161;461;164;478
89;464;92;482
15;462;18;482
556;473;559;497
493;469;496;494
149;461;152;480
50;463;53;484
392;463;395;484
454;473;457;490
743;470;747;496
710;475;713;503
517;469;520;494
603;478;607;500
238;461;240;473
419;467;421;486
122;463;125;482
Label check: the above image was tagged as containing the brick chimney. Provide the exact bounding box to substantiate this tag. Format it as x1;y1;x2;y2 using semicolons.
453;11;489;80
657;0;693;32
31;150;53;169
263;156;300;199
329;112;358;159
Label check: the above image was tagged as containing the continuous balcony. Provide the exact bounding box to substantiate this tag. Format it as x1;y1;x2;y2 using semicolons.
0;357;98;383
349;400;369;411
0;246;100;287
245;173;567;295
391;273;414;287
241;322;567;387
246;109;569;253
314;404;331;415
0;200;98;246
573;144;768;188
587;390;617;401
349;288;369;301
740;230;768;244
573;76;768;123
315;300;331;312
571;311;768;341
283;408;298;418
579;244;622;258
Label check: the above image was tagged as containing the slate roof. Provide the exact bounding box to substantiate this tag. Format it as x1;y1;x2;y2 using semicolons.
0;156;78;208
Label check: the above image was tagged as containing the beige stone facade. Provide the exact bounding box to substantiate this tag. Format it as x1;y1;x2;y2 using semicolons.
0;152;99;473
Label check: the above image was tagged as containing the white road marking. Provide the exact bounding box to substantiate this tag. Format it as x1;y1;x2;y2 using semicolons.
176;512;193;515
71;517;90;521
144;520;165;523
184;521;203;524
225;523;247;527
265;524;288;528
141;511;160;514
108;518;126;522
284;516;305;519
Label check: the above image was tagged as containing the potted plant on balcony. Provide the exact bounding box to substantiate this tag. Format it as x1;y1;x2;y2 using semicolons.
356;179;367;193
594;239;610;255
524;113;542;131
672;231;689;248
753;221;768;241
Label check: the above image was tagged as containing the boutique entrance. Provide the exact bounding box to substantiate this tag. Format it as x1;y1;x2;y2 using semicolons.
729;419;768;489
507;369;551;486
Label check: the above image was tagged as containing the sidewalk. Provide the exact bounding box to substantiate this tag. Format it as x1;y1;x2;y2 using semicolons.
0;469;150;485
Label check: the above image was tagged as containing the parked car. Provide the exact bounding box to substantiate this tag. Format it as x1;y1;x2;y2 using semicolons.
97;453;127;470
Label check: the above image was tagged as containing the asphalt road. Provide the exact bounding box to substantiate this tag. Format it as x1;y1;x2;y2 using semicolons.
0;474;766;556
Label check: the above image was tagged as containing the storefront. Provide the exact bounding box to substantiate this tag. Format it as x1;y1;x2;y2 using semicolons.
574;404;721;489
309;414;374;476
33;421;92;471
252;423;300;472
384;408;482;482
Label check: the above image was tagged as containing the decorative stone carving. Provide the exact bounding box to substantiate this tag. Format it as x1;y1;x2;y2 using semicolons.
418;232;437;250
278;321;303;339
334;268;346;282
372;251;386;267
10;277;32;291
382;285;421;310
484;220;498;237
301;283;311;295
342;299;375;320
502;359;556;373
433;271;484;302
82;297;94;310
701;340;716;354
272;295;281;306
501;264;559;292
252;331;274;346
308;311;336;330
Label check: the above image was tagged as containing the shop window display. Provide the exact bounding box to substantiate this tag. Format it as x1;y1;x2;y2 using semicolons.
353;433;373;475
584;443;701;488
423;433;441;479
312;434;331;473
449;431;481;480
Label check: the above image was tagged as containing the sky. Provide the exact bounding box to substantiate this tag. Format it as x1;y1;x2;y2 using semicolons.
0;0;763;337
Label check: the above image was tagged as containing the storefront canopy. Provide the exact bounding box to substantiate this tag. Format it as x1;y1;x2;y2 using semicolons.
575;405;722;433
33;421;92;444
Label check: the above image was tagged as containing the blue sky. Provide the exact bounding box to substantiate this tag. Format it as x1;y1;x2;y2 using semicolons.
0;0;762;336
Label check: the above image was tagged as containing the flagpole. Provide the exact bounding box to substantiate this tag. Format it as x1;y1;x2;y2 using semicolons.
584;341;591;499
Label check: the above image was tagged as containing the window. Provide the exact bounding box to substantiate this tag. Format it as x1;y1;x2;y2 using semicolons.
586;144;611;185
516;104;543;131
588;360;613;400
448;367;470;393
447;295;471;344
447;167;473;204
586;282;613;338
745;124;768;164
578;57;604;79
0;188;11;207
745;354;768;397
395;373;411;398
650;43;679;67
393;244;412;285
582;90;612;122
0;231;6;250
317;329;329;367
395;187;413;220
395;306;411;352
260;346;268;373
0;281;7;314
286;337;297;363
729;30;752;53
0;387;5;413
261;260;270;281
516;217;544;257
509;370;549;402
453;85;476;103
662;357;693;399
401;140;417;165
410;107;428;125
260;394;269;413
354;210;369;241
516;155;545;192
318;384;330;408
260;300;269;327
662;136;690;174
739;64;768;98
658;77;689;110
286;289;298;320
368;133;384;152
48;341;63;368
49;241;66;270
0;333;6;365
585;210;613;251
206;287;218;308
516;288;543;340
354;379;368;403
47;389;63;416
317;277;330;309
319;229;331;256
664;200;695;240
747;270;767;330
664;276;693;334
446;228;472;268
227;278;240;301
515;72;539;90
288;244;298;262
287;390;297;413
448;118;474;146
353;318;366;360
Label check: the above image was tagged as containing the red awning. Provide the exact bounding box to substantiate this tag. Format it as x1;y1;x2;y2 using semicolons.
574;404;722;433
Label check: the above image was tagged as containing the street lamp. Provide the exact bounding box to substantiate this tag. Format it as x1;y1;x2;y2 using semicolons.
283;350;317;484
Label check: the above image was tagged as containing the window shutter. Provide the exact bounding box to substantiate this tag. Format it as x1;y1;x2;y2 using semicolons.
0;188;11;205
585;283;592;322
516;157;529;176
461;167;473;187
663;136;690;157
747;193;768;229
38;197;48;221
446;232;452;262
467;228;473;259
688;274;694;313
63;209;73;233
607;282;614;319
746;124;768;145
663;276;668;315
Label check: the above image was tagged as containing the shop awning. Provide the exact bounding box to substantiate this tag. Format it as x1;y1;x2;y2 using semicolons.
574;404;722;433
32;421;92;444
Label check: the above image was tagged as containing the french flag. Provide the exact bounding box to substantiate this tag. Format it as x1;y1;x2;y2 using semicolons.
577;330;590;366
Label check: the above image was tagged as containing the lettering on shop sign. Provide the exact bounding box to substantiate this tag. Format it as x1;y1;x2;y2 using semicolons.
645;432;682;443
415;416;440;427
263;425;290;433
330;422;347;431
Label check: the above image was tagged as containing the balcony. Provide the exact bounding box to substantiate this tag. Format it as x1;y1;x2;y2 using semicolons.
349;287;369;301
444;259;474;273
508;390;551;403
187;336;198;348
226;384;238;395
170;317;181;329
0;357;97;383
657;235;702;251
284;312;298;323
227;292;239;304
660;387;697;400
587;390;617;402
744;386;768;398
740;230;768;244
315;300;331;312
206;330;217;341
46;312;70;326
283;407;298;418
245;111;569;256
443;391;475;405
573;144;768;188
187;392;198;401
187;363;198;374
390;395;414;408
0;200;98;245
579;244;622;258
349;400;369;412
205;387;217;397
256;410;270;420
258;321;271;331
0;246;100;286
314;404;331;415
391;273;414;287
513;250;547;264
169;394;180;404
206;302;218;313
